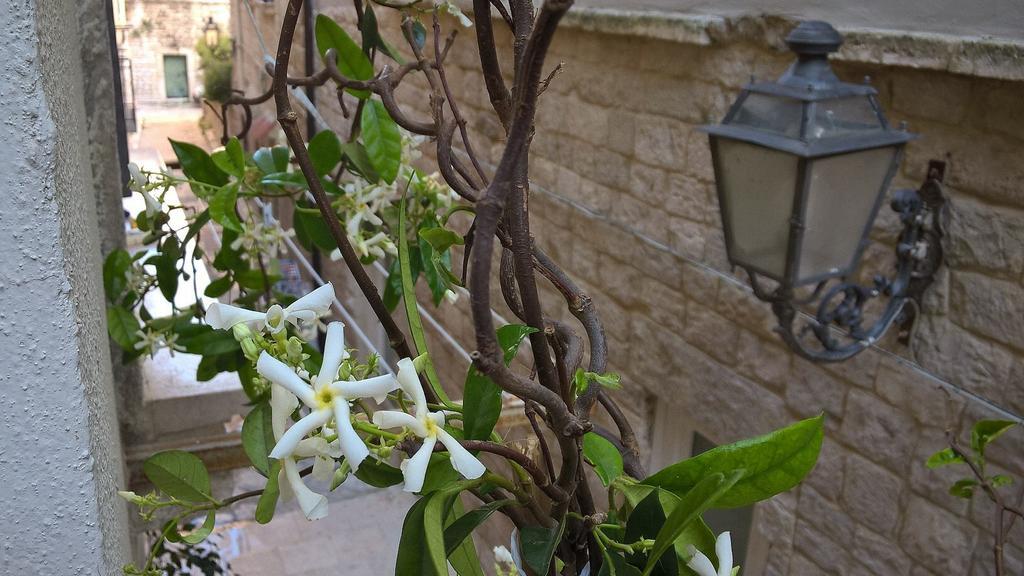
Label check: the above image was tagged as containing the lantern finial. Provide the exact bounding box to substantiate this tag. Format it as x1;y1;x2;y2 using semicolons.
780;21;843;88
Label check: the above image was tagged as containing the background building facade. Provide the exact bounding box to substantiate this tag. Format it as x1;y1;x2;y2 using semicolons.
228;2;1024;574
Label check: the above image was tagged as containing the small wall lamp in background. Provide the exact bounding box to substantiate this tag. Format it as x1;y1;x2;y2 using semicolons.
203;16;221;49
701;21;946;363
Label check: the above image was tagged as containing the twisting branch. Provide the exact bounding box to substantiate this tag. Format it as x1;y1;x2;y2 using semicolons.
270;0;434;401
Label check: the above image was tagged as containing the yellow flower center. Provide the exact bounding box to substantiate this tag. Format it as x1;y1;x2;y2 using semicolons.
315;387;334;409
424;417;438;436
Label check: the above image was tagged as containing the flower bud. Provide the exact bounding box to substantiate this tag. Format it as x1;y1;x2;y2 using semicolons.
232;323;254;342
240;338;261;362
286;337;304;364
117;490;145;506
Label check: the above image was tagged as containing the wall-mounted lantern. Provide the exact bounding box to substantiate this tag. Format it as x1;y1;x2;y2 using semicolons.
701;21;946;362
203;16;221;49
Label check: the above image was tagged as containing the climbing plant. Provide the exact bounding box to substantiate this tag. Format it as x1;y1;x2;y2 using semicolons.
111;1;825;575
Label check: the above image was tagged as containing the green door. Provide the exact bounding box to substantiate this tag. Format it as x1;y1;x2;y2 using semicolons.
163;55;188;99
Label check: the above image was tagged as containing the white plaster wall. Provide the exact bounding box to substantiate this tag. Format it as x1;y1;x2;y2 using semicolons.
0;0;130;573
577;0;1024;41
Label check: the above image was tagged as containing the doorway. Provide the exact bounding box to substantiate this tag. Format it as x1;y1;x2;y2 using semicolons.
163;54;188;99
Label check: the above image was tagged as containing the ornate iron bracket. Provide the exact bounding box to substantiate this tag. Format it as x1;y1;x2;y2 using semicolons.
747;161;947;363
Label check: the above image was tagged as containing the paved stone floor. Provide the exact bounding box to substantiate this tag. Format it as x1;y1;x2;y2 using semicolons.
211;470;417;576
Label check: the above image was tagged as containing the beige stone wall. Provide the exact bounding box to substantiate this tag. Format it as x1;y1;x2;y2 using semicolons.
117;0;231;104
231;4;1024;574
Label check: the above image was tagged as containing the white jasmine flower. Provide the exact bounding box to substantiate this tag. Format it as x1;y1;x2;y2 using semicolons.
230;222;296;258
372;359;486;492
259;322;400;472
133;328;184;357
268;383;329;520
128;162;162;218
687;531;734;576
206;282;334;334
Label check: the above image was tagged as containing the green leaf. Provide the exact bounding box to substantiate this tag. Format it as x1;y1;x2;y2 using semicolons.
315;14;374;98
209;184;242;233
107;306;141;350
462;367;502;442
926;447;966;469
180;511;216;545
444;499;509;556
418;229;450;305
293;208;337;252
204;274;233;298
419;227;464;253
991;474;1014;488
497;324;539;363
643;470;743;576
253;146;290;175
411;21;427;51
155;236;180;302
340;142;381;183
359;3;405;63
308;130;342;176
463;324;536;441
625;491;677;575
949;478;978;499
103;249;132;302
196;355;219;381
620;485;716;576
211;137;246;178
361;99;402;184
398;195;449;405
182;209;211;248
447;497;486;576
170;139;228;188
644;415;823;508
599;552;644;576
212;228;246;272
143;450;213;503
354;458;404;488
255;460;281;524
382;256;406;312
242;403;275;476
260;171;308;189
235;269;282;292
181;327;240;356
584;432;624;487
519;521;566;576
396;490;452;576
971;420;1016;456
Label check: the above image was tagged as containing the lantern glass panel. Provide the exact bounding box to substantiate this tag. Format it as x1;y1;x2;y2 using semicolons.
797;146;897;281
715;138;799;278
730;93;803;138
806;97;883;139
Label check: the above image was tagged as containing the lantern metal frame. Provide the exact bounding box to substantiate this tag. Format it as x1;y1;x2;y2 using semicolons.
701;21;947;362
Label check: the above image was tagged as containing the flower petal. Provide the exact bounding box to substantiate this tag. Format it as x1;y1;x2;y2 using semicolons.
269;408;331;460
206;302;265;331
396;358;427;418
257;352;316;408
686;546;717;576
317;322;348;386
372;410;422;434
400;435;436;493
436;428;486;480
332;374;398;403
270;385;299;440
311;455;335;483
715;532;732;576
293;436;331;458
286;282;335;318
283;458;328;521
333;399;370;471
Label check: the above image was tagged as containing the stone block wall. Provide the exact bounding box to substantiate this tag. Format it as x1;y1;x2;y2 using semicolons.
230;4;1024;574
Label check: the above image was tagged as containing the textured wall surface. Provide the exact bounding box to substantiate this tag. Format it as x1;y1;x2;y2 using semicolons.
0;0;130;573
230;4;1024;575
118;0;230;104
